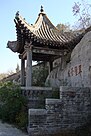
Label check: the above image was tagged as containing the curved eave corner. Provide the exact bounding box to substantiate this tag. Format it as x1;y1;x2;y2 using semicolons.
7;41;19;53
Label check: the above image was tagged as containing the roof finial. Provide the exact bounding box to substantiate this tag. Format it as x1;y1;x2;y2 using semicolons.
16;11;19;18
40;5;44;12
16;11;19;16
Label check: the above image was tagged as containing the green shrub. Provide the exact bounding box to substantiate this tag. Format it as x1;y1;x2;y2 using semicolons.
0;81;28;131
32;64;48;86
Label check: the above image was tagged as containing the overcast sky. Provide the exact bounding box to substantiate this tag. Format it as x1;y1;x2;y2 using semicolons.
0;0;90;73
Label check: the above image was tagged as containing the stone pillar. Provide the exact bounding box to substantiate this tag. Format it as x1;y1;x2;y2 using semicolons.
21;58;25;86
25;42;33;87
49;61;53;74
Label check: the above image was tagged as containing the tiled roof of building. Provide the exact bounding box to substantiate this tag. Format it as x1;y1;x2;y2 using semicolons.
7;7;84;54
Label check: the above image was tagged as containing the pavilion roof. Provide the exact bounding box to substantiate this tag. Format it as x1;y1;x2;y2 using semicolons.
7;7;84;54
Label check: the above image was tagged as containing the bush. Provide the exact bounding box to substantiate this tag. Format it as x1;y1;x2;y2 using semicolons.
0;81;28;131
32;64;48;86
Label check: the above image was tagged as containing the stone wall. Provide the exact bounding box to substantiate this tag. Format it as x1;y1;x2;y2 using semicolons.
28;86;91;136
46;31;91;88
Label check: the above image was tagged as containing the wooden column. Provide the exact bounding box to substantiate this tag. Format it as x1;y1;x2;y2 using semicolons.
49;61;53;74
25;42;33;87
21;58;25;86
60;51;64;70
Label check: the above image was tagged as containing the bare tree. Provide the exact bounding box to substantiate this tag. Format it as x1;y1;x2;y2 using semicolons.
72;0;91;29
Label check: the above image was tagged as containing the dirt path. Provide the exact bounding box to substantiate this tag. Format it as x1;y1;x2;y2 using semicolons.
0;121;28;136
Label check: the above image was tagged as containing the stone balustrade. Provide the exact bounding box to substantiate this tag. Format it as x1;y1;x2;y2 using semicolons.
21;86;52;109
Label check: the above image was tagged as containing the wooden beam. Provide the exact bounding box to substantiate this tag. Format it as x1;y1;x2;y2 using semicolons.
32;46;66;56
19;46;68;61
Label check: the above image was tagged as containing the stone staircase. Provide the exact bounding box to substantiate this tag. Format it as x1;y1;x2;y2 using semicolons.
21;86;91;136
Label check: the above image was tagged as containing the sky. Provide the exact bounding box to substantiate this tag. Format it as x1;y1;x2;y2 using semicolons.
0;0;90;73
